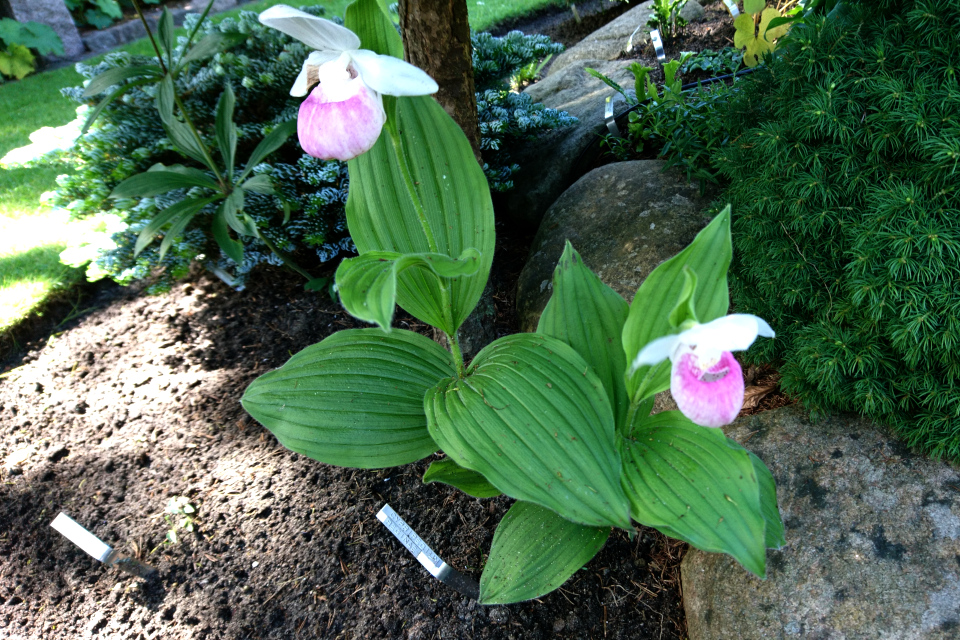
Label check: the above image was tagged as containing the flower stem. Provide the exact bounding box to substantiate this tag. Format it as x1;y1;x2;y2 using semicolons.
256;229;313;282
446;330;466;378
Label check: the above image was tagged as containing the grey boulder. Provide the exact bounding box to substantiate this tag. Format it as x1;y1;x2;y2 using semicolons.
516;159;717;332
683;405;960;639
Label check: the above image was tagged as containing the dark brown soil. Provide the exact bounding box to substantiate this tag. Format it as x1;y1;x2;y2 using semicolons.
0;4;767;639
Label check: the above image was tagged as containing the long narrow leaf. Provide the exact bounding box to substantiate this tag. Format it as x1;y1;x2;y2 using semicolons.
81;77;157;134
240;121;297;180
212;203;245;265
135;196;219;256
422;458;501;498
111;170;218;198
215;85;237;175
82;64;162;97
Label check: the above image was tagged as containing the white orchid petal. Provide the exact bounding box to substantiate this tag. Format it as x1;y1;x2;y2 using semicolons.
629;335;681;372
259;4;360;52
290;51;340;97
680;314;774;352
349;50;439;97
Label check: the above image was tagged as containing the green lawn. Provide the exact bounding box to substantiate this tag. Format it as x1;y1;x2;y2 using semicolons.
0;0;561;336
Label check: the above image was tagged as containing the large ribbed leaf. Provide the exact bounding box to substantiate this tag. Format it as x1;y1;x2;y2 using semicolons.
425;334;632;529
479;501;609;604
345;94;493;334
423;458;501;498
342;0;493;335
242;329;454;469
538;242;630;427
335;248;482;331
725;439;786;549
622;206;733;404
619;410;768;576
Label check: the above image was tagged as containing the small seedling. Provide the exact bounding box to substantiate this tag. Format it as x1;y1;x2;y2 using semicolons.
164;496;197;544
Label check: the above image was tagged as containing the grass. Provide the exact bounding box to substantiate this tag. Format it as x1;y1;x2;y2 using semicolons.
0;0;562;336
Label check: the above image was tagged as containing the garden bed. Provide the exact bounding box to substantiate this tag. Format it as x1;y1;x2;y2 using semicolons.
0;2;778;638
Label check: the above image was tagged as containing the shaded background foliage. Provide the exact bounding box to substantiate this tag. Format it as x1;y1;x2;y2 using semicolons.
717;0;960;457
56;8;573;292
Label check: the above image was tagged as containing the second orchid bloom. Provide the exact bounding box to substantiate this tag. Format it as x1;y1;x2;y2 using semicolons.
258;5;439;161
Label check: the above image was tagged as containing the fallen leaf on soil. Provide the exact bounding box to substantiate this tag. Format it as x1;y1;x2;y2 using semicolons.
742;381;779;410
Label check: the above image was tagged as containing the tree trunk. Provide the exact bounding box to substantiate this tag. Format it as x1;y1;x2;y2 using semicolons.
399;0;482;163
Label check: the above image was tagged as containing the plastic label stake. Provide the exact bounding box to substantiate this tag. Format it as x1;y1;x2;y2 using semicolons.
376;504;479;599
723;0;740;17
650;29;667;63
50;513;156;579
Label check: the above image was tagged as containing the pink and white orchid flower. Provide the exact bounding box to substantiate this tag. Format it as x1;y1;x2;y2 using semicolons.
258;5;439;161
630;315;775;428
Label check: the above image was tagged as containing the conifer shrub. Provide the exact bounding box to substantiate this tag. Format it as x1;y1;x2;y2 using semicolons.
716;0;960;457
56;10;572;291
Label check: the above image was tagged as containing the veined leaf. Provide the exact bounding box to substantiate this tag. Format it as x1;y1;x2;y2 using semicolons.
423;458;501;498
242;329;454;469
135;196;220;257
110;170;218;198
157;8;175;61
622;205;732;404
82;64;163;97
425;334;632;529
178;32;247;67
346;95;494;335
240;121;297;180
724;439;785;549
215;84;237;175
212;202;244;265
345;0;491;337
241;174;275;194
335;248;483;331
620;411;768;576
538;241;630;428
479;501;609;604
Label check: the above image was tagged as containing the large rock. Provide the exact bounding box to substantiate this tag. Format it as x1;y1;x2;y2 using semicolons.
502;1;707;229
1;0;84;59
516;159;716;332
548;0;706;77
503;59;634;229
683;405;960;639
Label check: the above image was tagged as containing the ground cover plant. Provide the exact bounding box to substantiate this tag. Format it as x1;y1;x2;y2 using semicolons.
718;0;960;457
242;0;783;605
55;4;575;293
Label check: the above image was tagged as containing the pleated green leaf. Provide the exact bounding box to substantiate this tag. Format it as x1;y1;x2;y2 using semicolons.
242;329;454;469
345;0;403;58
622;206;733;404
336;248;482;331
423;458;501;498
724;439;786;550
538;241;630;427
479;501;609;604
425;334;632;529
619;410;768;577
346;93;494;334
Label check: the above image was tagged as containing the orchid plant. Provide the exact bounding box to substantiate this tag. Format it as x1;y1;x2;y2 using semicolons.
243;0;784;605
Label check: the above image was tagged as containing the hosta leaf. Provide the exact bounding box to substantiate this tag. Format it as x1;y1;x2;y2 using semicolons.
423;458;501;498
538;241;630;428
425;334;632;529
620;411;768;576
336;248;482;331
622;206;732;405
242;329;453;469
479;501;609;604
